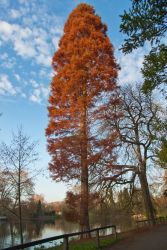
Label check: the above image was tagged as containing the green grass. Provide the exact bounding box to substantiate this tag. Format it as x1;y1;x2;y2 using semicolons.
34;235;120;250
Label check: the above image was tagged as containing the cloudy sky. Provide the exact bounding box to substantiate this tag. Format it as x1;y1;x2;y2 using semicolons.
0;0;147;202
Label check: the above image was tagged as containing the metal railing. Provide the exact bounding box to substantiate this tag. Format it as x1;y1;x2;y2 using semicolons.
2;225;117;250
136;216;167;227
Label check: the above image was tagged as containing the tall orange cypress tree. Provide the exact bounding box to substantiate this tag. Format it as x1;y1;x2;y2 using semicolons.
46;3;120;231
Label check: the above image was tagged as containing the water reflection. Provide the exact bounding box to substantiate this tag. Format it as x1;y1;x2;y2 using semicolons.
90;209;135;233
0;215;135;249
0;219;79;249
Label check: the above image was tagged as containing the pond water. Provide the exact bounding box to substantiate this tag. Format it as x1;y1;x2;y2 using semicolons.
0;219;79;249
0;215;135;249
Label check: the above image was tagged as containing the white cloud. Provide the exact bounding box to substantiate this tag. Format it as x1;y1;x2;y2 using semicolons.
0;20;57;67
0;53;16;69
0;21;18;41
0;74;16;95
21;93;26;98
50;24;63;34
30;79;39;88
39;69;47;78
0;0;63;103
14;38;36;58
14;74;21;81
52;36;59;50
29;85;49;103
36;54;51;67
10;9;21;19
39;69;52;80
0;21;35;59
41;86;49;98
117;47;148;85
29;88;41;103
0;52;8;60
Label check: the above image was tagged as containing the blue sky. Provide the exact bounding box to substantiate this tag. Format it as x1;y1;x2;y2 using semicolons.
0;0;147;202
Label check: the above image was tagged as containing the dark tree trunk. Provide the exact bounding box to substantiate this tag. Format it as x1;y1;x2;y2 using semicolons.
80;90;90;236
10;222;14;246
138;170;155;225
80;162;90;234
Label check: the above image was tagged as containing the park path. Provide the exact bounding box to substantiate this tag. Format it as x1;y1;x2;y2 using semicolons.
104;224;167;250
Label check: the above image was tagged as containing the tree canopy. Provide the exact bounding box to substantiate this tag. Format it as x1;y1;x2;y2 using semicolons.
46;3;120;231
120;0;167;93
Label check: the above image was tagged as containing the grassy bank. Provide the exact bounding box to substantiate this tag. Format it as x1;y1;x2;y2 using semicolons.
35;235;120;250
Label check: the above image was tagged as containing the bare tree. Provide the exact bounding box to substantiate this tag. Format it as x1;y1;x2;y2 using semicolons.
0;127;38;244
102;84;167;224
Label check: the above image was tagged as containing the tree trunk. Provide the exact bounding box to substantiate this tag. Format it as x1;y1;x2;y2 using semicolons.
80;88;90;236
80;161;90;234
10;222;14;246
138;170;155;225
18;169;23;244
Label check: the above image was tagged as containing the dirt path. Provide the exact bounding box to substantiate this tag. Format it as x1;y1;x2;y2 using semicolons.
104;224;167;250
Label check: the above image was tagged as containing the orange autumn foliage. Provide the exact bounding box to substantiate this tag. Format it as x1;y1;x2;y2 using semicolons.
46;3;120;230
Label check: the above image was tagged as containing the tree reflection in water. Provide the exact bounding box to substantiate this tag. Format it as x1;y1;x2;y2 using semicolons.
0;219;79;248
0;216;134;249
